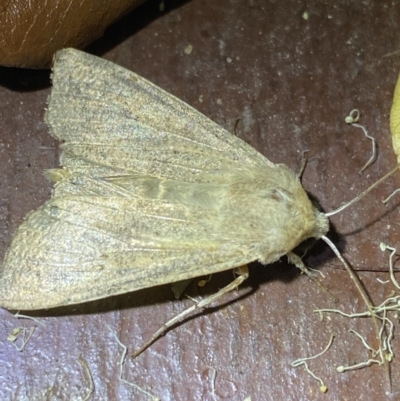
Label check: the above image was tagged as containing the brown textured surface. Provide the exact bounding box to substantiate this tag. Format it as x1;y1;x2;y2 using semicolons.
1;0;400;400
0;0;144;68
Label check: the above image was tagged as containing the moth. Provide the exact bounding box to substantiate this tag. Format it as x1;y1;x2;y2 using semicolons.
0;48;331;312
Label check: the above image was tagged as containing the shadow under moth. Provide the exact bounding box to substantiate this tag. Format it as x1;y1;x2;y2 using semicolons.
0;49;392;364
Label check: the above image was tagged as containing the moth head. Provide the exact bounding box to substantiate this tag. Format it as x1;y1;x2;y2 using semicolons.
237;165;331;265
284;182;330;243
262;166;330;241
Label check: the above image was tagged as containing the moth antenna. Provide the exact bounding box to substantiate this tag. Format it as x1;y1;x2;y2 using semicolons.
321;235;391;389
325;165;399;217
321;236;373;313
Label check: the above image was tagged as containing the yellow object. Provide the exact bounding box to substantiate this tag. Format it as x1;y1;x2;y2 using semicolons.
390;73;400;162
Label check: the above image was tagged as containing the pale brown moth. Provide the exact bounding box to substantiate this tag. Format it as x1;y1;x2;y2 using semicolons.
0;49;391;361
0;48;331;310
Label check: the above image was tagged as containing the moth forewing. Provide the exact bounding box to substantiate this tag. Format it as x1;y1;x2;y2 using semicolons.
0;48;328;311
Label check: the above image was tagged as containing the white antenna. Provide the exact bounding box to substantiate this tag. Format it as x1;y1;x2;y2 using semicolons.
325;166;399;217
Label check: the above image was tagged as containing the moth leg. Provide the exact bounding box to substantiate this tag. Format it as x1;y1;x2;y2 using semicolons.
287;252;336;300
132;265;249;358
287;252;314;275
